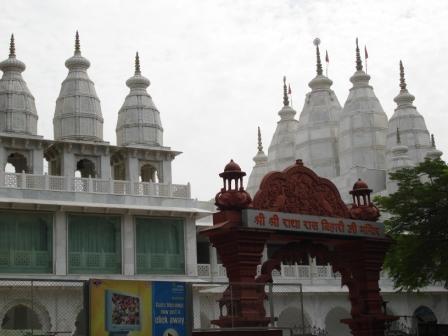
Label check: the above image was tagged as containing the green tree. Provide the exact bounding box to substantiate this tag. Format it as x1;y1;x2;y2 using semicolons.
375;158;448;291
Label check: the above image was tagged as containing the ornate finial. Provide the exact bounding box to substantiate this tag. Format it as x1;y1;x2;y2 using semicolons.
399;60;407;91
9;34;15;57
355;38;363;71
135;52;141;75
295;159;303;166
313;38;323;76
75;31;81;55
431;134;435;148
396;127;401;144
283;76;289;106
257;126;263;152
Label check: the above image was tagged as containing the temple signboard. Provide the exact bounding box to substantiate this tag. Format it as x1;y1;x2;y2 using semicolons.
242;209;385;238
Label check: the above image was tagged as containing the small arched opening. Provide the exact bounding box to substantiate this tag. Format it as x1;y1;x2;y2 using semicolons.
110;152;126;180
141;164;158;182
412;305;437;333
277;306;312;336
325;307;351;336
1;304;42;331
76;159;96;178
6;152;28;173
73;308;87;336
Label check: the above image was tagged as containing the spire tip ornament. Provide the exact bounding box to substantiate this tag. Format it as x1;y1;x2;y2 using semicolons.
135;52;141;75
399;60;407;91
283;76;289;107
257;126;263;152
355;37;363;71
314;37;323;76
9;34;15;58
431;134;435;148
75;31;81;55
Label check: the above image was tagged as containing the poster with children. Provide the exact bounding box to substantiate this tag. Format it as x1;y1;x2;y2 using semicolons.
89;279;188;336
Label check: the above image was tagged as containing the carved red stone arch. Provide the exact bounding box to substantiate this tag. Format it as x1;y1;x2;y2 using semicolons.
251;160;350;218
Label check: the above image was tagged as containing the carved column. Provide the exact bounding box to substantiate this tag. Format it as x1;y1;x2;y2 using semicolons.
340;239;397;336
202;210;271;327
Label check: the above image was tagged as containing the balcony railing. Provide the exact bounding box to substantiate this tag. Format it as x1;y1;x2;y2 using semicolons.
0;249;52;273
197;263;342;280
197;263;390;281
68;251;121;274
0;172;191;199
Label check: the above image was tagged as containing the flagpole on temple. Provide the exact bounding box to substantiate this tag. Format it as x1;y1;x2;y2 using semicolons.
325;50;329;77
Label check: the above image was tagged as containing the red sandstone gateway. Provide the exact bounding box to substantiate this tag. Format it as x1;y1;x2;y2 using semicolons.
198;159;396;336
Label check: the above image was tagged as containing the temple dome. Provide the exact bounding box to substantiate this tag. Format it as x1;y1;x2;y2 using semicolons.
267;77;299;172
338;39;388;174
53;32;103;142
116;52;163;147
224;159;241;172
295;40;342;178
0;35;38;135
386;61;431;165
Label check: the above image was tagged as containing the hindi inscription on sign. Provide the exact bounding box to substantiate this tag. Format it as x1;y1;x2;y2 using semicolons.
242;209;385;238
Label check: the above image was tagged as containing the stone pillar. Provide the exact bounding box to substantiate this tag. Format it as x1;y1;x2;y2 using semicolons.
184;217;198;277
54;211;67;275
193;287;202;329
210;245;218;278
122;214;135;275
161;160;172;184
126;156;139;182
202;210;270;328
0;146;6;172
100;154;112;179
62;151;76;177
32;148;44;174
338;239;397;336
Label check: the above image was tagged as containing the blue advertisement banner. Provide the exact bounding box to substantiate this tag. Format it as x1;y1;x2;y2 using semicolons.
152;281;187;336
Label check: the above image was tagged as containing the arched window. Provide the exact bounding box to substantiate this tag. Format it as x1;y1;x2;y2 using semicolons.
76;159;96;178
277;306;312;335
140;164;157;182
325;307;351;336
73;308;87;336
6;152;28;173
110;152;126;181
1;304;42;330
414;306;437;324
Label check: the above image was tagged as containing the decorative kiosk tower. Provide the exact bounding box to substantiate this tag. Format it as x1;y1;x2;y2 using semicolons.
199;159;396;336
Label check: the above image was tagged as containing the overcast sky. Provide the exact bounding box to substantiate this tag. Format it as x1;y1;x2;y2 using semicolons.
1;0;447;200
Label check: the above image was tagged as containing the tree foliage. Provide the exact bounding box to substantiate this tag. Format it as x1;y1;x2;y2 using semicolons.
375;158;448;291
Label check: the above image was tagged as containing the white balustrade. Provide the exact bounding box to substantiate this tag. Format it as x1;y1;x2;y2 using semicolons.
1;172;190;199
197;264;211;277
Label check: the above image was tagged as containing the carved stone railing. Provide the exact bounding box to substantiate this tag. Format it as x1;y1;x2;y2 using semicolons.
0;172;191;199
197;263;344;280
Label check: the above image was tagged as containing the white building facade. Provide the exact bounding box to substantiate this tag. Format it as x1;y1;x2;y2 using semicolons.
0;34;210;335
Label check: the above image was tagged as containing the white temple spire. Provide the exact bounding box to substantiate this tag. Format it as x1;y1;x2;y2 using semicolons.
247;126;268;197
386;60;431;165
116;52;163;147
387;127;414;194
0;34;39;135
295;37;341;178
266;76;299;171
338;38;388;175
53;31;104;141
